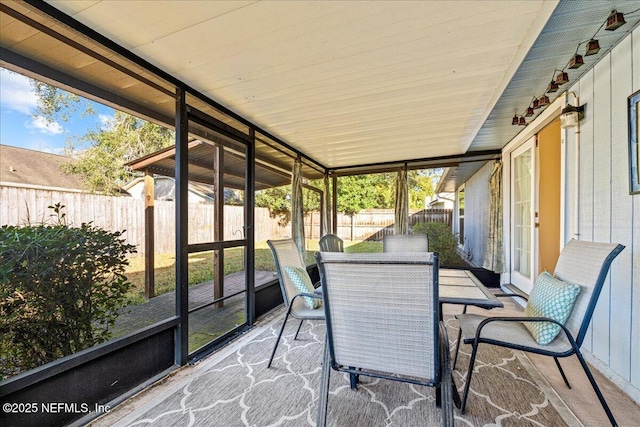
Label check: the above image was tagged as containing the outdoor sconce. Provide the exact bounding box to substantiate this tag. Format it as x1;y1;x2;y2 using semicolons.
560;104;585;129
568;54;584;69
555;72;569;85
532;98;540;109
585;39;601;56
525;107;534;117
538;95;550;107
518;116;527;126
512;115;519;125
605;10;626;31
546;80;559;93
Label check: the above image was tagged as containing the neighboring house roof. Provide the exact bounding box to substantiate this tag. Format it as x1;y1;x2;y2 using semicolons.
0;144;85;191
428;193;455;209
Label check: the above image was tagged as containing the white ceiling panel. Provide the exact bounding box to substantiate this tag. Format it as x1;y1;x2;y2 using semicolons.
45;0;639;171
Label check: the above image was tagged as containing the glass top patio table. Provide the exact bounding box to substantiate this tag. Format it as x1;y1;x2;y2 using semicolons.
438;268;503;409
315;267;503;311
439;268;503;310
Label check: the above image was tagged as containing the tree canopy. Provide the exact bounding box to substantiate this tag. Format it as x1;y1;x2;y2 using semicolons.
31;82;174;194
62;112;174;193
255;170;439;225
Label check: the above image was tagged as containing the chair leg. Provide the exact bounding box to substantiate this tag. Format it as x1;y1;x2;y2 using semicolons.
452;328;463;370
574;350;618;426
267;305;293;368
441;369;454;426
439;325;454;427
460;341;479;414
452;305;468;370
294;319;304;340
554;357;571;389
317;339;331;427
349;370;357;390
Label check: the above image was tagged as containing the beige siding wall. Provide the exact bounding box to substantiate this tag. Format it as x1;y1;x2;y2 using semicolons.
462;25;640;402
560;25;640;402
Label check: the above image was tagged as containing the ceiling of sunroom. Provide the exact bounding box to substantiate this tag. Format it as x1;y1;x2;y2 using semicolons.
44;0;555;169
7;0;639;174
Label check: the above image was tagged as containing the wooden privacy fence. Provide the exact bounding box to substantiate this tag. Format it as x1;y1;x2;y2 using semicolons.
0;187;289;256
306;208;453;241
1;187;452;254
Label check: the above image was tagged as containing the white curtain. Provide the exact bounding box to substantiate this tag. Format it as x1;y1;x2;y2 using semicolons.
394;167;409;235
291;158;305;258
483;161;506;273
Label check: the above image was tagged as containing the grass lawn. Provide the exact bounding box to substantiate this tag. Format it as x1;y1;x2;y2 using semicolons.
124;237;469;303
124;239;384;303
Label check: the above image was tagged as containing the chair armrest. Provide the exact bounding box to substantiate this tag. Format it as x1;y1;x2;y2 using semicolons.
290;292;323;302
494;292;529;302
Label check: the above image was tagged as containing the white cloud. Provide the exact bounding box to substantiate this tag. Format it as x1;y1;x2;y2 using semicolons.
99;113;115;130
27;115;64;135
0;68;38;115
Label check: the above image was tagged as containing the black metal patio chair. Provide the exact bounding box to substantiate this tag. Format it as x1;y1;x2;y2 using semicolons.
318;233;344;252
315;251;453;427
266;239;324;368
454;239;624;426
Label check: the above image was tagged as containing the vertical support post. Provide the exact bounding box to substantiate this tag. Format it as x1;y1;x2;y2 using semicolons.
245;128;256;326
322;172;329;236
332;175;338;235
350;214;355;241
144;169;155;299
175;87;189;366
214;144;225;308
319;196;324;240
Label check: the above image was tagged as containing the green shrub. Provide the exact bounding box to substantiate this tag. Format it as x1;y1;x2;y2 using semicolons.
412;222;466;267
0;205;136;379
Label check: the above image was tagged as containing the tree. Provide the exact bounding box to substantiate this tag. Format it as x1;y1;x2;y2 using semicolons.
337;174;387;215
256;185;292;226
31;82;174;194
31;80;95;123
337;171;439;214
255;183;322;226
63;111;174;193
408;170;437;209
255;170;439;224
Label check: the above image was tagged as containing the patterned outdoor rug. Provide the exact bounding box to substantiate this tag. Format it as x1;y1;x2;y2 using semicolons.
112;314;582;426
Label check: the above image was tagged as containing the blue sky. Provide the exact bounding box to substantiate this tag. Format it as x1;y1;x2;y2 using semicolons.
0;67;114;155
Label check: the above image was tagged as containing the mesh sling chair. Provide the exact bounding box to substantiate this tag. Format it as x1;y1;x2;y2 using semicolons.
315;252;453;427
319;233;344;252
318;232;359;388
383;234;429;252
454;239;624;426
266;239;324;368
